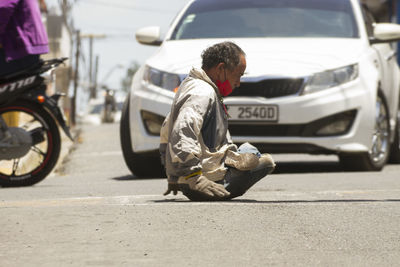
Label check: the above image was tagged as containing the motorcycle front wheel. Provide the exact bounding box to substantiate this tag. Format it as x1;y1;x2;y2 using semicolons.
0;100;61;187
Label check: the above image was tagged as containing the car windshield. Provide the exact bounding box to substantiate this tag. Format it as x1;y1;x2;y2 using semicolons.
170;0;358;40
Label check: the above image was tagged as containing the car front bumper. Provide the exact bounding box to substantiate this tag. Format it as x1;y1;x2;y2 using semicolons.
226;78;375;154
129;78;375;155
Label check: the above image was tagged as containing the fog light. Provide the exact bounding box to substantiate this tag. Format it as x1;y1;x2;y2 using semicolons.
316;119;351;135
141;110;165;136
315;110;356;136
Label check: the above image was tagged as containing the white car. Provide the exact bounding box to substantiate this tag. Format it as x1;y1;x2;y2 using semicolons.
120;0;400;177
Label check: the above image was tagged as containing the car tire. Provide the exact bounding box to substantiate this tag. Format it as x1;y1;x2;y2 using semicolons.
388;98;400;163
339;92;390;171
120;93;166;178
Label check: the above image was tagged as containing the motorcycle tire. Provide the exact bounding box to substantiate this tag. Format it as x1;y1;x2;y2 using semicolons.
0;100;61;187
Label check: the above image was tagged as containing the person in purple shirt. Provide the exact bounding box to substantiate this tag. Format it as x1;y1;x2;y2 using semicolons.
0;0;49;76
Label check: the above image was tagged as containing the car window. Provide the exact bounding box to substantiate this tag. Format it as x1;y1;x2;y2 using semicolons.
171;0;359;40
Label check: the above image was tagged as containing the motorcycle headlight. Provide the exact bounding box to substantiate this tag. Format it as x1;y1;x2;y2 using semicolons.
303;64;359;95
143;65;181;92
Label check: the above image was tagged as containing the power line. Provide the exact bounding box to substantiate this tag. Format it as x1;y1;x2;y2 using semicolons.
102;34;133;38
79;0;178;13
75;22;135;33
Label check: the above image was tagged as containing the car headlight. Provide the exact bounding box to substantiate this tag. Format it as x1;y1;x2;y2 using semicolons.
143;65;181;92
303;64;359;94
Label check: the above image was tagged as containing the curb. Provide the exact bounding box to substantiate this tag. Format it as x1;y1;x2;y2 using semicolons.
52;126;82;176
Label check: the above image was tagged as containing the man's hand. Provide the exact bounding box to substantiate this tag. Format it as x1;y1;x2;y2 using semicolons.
184;175;230;198
163;182;181;196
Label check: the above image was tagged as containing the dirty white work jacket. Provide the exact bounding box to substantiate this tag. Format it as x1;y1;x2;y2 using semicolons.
160;68;237;183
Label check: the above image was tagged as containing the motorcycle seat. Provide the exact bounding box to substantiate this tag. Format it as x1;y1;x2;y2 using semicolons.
0;60;43;83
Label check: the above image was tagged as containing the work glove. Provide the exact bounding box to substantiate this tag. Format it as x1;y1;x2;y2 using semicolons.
225;150;260;171
179;175;230;199
163;182;180;196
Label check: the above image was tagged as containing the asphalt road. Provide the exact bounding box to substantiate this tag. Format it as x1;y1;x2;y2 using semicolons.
1;123;399;267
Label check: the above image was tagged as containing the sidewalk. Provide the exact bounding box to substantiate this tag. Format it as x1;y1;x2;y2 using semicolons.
52;125;81;176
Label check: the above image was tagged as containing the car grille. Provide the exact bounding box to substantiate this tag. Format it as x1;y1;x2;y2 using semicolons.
230;78;305;98
229;124;304;137
229;110;357;137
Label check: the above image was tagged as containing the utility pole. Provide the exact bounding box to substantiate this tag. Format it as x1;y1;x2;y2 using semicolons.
93;55;99;98
88;36;94;98
80;33;106;99
71;30;81;126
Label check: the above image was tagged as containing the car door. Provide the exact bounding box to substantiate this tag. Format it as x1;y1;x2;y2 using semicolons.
363;6;398;106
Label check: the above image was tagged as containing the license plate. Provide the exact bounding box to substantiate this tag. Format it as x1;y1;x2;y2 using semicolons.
227;105;279;121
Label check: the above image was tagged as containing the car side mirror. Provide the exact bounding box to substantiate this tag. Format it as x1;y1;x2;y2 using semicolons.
135;26;162;46
370;23;400;44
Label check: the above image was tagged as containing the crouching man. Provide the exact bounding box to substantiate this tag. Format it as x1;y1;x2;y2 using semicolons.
160;41;275;201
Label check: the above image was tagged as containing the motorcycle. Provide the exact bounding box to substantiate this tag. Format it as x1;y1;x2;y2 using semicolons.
0;58;72;187
102;89;116;123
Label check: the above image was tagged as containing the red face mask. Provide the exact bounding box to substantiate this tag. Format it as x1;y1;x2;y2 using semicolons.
216;79;233;97
216;68;233;97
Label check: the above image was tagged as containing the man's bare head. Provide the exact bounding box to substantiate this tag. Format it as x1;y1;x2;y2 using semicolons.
202;42;246;89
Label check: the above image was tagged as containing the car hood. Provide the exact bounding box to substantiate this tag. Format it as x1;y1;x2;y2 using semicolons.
146;38;365;78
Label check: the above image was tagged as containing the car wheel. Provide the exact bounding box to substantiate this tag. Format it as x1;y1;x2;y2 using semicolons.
339;92;390;171
388;98;400;163
120;93;166;178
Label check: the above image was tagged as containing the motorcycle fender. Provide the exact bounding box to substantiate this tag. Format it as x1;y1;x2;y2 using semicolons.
23;87;74;141
46;94;74;141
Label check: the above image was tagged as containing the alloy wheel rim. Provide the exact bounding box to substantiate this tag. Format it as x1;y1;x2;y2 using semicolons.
0;108;51;177
370;96;390;163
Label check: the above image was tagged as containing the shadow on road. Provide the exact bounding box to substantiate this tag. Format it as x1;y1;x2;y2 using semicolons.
152;198;400;204
273;160;344;174
112;160;398;180
112;175;163;181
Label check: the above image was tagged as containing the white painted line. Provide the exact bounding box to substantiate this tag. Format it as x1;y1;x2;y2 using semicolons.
73;151;123;157
1;189;399;208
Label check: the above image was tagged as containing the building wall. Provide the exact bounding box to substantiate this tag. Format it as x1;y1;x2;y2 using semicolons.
41;1;73;123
